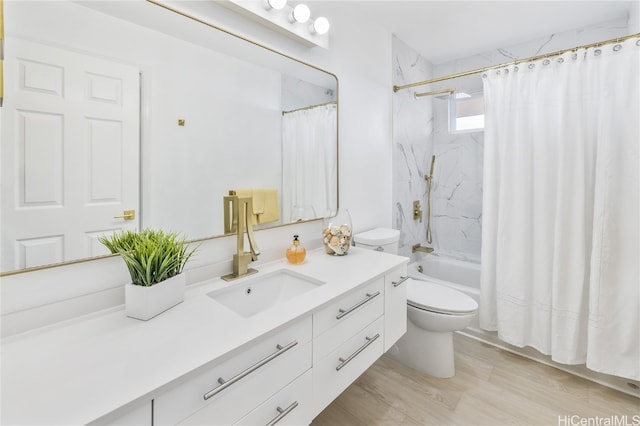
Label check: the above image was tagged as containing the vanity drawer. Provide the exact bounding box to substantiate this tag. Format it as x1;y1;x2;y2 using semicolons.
384;265;408;351
313;277;384;337
235;369;313;426
313;316;384;414
154;317;312;425
313;277;383;360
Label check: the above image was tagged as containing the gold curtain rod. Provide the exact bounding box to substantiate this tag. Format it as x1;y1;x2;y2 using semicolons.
282;101;337;115
393;32;640;93
414;87;455;98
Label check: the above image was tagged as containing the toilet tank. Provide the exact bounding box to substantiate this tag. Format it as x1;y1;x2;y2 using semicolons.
354;228;400;255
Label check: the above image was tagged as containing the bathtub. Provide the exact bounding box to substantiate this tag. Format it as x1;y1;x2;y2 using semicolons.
408;254;481;330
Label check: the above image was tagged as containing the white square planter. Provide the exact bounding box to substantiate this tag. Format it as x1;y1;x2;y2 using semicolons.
125;273;185;320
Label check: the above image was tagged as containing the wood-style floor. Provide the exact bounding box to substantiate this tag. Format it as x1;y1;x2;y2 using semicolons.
311;334;639;426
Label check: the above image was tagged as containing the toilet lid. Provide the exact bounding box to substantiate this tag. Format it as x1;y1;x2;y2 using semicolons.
354;228;400;246
407;279;478;314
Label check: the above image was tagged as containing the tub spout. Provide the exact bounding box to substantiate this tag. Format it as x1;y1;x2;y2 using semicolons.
412;243;434;254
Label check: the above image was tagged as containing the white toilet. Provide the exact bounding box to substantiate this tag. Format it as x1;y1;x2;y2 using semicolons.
354;228;479;378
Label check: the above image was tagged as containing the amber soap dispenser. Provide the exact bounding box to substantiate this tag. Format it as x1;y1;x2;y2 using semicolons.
286;234;306;265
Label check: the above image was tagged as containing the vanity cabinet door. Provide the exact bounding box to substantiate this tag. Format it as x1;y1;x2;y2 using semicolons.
153;317;312;425
312;317;384;414
384;265;408;351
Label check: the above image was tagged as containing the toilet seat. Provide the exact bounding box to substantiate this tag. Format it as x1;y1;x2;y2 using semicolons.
407;279;478;315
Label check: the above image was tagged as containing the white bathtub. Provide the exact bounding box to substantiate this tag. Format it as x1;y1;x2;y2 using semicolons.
408;255;481;330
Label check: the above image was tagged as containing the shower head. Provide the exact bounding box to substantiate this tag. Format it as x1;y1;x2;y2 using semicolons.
414;88;455;100
425;155;435;182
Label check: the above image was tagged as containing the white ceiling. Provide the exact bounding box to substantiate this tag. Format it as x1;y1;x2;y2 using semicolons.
315;1;634;64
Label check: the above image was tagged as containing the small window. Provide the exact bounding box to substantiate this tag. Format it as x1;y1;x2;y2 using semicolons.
449;92;484;133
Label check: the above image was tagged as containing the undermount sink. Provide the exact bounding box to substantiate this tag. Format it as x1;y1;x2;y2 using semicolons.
207;269;326;318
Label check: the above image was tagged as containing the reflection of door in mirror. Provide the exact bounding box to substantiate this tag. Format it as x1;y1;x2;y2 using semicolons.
0;38;140;271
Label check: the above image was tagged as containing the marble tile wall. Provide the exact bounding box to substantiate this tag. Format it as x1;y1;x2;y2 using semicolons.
430;105;483;262
392;36;434;258
393;18;630;262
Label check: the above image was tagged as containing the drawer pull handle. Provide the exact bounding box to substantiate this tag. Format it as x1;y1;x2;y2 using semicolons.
392;276;409;287
203;340;298;400
265;401;299;426
336;291;381;320
336;333;380;371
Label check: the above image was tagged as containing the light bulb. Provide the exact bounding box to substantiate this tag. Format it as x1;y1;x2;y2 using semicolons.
311;16;330;35
290;4;310;23
265;0;287;10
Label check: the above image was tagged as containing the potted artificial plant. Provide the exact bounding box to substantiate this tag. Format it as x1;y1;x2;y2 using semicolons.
99;229;197;320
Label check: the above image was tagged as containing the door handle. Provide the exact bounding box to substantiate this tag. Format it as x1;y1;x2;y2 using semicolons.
113;210;135;220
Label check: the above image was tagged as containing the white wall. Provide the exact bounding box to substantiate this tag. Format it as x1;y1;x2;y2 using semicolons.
296;4;394;231
630;1;640;34
0;1;394;335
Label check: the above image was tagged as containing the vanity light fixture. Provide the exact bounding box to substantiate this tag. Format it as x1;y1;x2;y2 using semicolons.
265;0;287;11
222;0;329;49
310;16;330;35
289;3;310;24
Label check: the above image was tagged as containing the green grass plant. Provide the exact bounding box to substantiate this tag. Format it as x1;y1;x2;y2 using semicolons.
99;229;197;286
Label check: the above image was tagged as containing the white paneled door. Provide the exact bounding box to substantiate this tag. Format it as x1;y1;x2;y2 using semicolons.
1;38;140;271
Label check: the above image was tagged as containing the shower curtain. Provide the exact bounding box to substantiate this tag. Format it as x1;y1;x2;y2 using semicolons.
480;38;639;380
282;104;337;222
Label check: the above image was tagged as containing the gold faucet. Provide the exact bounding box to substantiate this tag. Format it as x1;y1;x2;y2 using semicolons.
221;190;261;281
412;243;434;254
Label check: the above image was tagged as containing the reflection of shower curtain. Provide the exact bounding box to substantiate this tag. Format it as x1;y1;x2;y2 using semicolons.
282;104;337;222
480;38;639;380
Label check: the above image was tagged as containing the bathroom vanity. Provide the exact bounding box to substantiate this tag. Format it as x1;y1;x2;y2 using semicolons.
1;248;408;425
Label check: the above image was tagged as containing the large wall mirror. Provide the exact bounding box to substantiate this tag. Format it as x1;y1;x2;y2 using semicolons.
1;0;338;274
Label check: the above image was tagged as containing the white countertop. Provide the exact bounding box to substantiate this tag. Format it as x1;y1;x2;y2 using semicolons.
1;247;408;425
